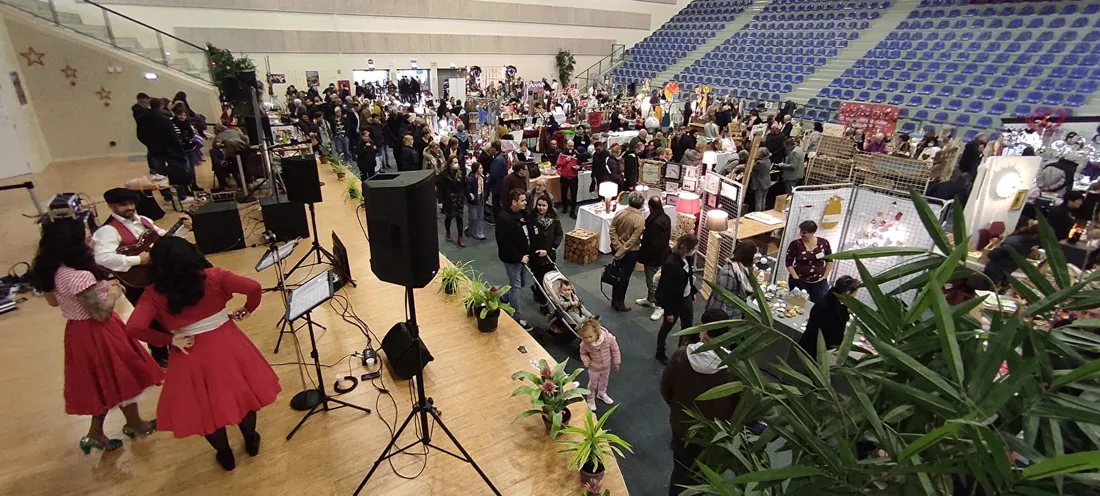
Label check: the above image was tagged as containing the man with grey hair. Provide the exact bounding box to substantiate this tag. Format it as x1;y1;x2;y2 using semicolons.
608;191;647;311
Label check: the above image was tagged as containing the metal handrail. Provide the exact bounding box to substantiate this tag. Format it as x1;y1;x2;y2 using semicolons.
1;0;212;82
577;44;626;88
81;0;204;52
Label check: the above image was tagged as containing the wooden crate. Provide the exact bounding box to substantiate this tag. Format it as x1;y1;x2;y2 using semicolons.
564;229;599;265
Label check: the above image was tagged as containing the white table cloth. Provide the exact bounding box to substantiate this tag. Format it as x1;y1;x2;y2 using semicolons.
576;203;678;254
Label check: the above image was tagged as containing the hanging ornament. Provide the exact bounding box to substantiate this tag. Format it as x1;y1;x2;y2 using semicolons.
95;86;112;102
820;195;843;230
19;47;45;67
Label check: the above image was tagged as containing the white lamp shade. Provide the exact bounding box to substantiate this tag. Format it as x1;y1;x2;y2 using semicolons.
703;150;718;166
705;210;729;232
598;181;619;199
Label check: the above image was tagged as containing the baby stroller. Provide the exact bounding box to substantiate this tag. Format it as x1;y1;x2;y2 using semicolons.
526;264;595;343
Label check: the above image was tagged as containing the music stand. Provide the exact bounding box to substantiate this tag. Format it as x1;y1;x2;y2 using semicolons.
255;237;324;353
284;270;371;440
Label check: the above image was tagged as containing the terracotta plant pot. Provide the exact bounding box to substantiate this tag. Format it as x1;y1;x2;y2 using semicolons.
319;156;328;164
476;307;500;332
336;172;347;180
579;460;606;488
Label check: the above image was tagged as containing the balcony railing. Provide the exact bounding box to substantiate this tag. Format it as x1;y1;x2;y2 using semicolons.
1;0;212;82
576;44;626;90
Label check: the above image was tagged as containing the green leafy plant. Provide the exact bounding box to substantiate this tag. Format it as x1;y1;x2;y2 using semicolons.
512;358;589;438
465;278;515;318
206;43;256;100
580;482;610;496
556;49;576;86
345;175;362;201
674;190;1100;495
558;404;634;472
438;261;473;294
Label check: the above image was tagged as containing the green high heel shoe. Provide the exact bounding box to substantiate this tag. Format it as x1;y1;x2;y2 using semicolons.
79;436;123;454
122;419;157;438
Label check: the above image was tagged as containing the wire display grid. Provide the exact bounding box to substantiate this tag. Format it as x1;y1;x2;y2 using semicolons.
851;153;933;196
805;135;858;186
831;185;949;308
697;172;743;299
772;184;857;285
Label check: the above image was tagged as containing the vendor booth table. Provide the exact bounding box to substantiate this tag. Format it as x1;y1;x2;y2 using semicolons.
543;171;598;206
576;202;677;254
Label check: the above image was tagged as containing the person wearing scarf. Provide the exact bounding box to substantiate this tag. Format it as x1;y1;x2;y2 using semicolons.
704;243;757;319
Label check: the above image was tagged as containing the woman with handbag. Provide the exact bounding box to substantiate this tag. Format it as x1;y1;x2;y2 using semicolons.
527;196;563;283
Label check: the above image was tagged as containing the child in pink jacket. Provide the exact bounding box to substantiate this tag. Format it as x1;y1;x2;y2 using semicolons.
578;318;621;411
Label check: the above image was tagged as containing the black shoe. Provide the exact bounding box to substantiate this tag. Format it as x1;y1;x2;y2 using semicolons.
655;352;668;365
245;432;261;457
215;450;236;471
569;211;577;219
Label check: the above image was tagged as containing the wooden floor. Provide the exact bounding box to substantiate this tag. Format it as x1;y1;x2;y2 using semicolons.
0;158;628;495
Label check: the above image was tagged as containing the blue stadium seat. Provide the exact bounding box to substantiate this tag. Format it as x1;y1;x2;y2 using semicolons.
889;93;904;106
873;92;887;103
1012;104;1031;117
907;95;923;107
945;99;963;111
1012;78;1032;90
954;114;970;127
932;112;948;124
978;89;995;101
1044;93;1064;106
1000;90;1019;102
926;97;942;109
914;109;929;121
964;100;984;114
1023;92;1042;104
899;121;916;135
857;91;871;101
1067;94;1086;108
919;84;934;95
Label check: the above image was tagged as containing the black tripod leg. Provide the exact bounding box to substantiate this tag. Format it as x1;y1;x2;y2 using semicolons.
327;397;372;414
286;401;322;440
353;408;421;496
427;408;502;496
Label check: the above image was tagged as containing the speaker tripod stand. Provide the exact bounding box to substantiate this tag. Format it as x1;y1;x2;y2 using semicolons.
285;202;344;279
353;287;499;495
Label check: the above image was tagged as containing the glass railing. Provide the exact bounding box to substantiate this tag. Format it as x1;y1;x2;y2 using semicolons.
577;44;626;91
1;0;212;82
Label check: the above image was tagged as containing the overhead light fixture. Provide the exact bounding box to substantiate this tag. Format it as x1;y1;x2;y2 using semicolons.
143;72;158;80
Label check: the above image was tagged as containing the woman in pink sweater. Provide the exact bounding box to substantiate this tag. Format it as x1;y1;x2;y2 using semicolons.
578;318;622;411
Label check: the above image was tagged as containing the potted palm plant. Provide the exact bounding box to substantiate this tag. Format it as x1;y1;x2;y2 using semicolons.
332;156;349;180
345;175;362;202
438;261;472;295
465;278;514;332
319;143;332;164
511;359;588;438
673;190;1100;495
558;405;633;488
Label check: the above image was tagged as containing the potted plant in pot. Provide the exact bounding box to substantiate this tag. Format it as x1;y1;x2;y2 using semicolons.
346;175;362;202
557;405;633;488
438;261;472;295
331;157;349;180
319;143;332;165
511;359;588;438
465;278;514;332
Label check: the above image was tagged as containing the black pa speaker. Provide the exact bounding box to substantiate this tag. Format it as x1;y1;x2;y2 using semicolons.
380;322;433;379
260;195;309;241
362;170;439;288
281;155;323;204
191;201;245;254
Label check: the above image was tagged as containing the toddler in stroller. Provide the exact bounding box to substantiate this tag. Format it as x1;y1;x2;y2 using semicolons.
528;265;596;339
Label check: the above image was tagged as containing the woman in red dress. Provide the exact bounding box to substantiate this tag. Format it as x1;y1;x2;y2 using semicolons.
126;237;281;471
31;218;163;454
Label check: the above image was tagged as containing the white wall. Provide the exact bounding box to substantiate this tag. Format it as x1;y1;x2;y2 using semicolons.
0;14;49;174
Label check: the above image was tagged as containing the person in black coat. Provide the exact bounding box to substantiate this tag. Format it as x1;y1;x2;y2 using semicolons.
927;172;973;206
958;135;988;176
654;234;699;364
637;197;672;312
623;141;642;190
798;276;860;353
765;125;787;165
677;129;698;165
527;195;563;283
495;189;533;328
356;131;378;178
398;135;419;171
590;142;610;191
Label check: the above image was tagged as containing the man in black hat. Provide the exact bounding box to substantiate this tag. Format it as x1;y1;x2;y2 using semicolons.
92;188;191;366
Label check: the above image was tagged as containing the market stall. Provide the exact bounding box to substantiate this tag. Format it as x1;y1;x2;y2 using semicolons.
576;201;677;254
962;155;1043;245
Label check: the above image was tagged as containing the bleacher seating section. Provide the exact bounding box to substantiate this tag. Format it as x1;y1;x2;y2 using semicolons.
613;0;751;83
674;0;890;107
803;0;1100;140
610;0;1100;142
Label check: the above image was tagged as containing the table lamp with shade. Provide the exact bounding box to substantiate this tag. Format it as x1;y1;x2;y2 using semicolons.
599;181;619;213
702;150;718;172
673;192;702;243
705;209;729;233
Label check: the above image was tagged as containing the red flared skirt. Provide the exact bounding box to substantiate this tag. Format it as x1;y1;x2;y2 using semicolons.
157;323;281;438
63;314;165;416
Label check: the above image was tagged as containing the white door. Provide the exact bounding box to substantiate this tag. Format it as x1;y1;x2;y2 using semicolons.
0;93;30;180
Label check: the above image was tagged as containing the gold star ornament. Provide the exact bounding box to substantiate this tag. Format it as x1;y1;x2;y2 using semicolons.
61;64;78;79
95;86;112;101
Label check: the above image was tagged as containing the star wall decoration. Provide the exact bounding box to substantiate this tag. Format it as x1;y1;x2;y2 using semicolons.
61;64;77;79
20;47;44;67
95;86;112;101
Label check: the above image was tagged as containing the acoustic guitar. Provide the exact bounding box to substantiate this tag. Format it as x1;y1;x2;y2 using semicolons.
114;203;200;287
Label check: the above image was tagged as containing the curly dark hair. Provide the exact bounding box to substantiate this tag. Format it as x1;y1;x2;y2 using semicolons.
149;237;212;314
31;218;104;292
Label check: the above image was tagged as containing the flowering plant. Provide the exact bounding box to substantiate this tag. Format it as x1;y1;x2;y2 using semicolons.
464;277;515;318
511;358;588;438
